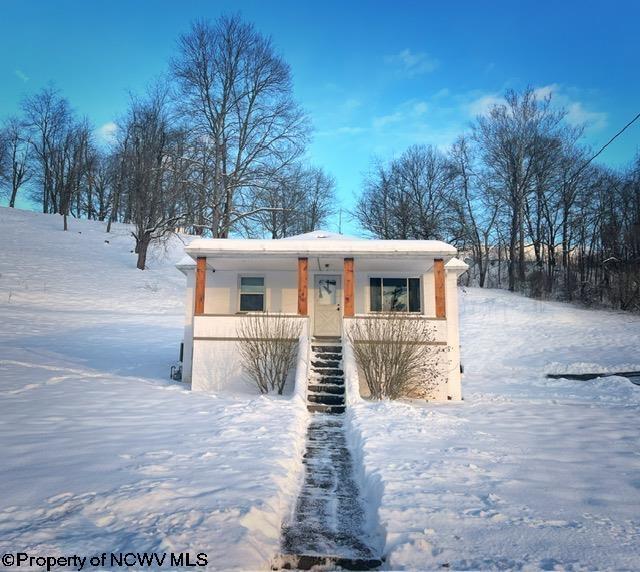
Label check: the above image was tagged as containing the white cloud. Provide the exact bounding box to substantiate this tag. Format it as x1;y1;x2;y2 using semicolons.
385;49;439;76
317;125;367;137
373;112;403;129
14;69;29;82
533;83;559;100
432;88;450;99
342;98;362;111
96;121;118;145
467;93;505;117
534;84;607;131
335;126;366;135
466;85;607;132
413;101;429;115
565;102;608;131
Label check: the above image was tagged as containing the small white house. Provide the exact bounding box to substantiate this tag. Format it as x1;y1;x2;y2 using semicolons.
177;231;468;402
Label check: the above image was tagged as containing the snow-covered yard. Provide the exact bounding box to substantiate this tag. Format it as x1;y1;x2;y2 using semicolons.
350;288;640;570
0;208;308;570
1;206;639;571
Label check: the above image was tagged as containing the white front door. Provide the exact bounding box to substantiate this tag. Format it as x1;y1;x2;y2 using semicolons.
313;275;342;337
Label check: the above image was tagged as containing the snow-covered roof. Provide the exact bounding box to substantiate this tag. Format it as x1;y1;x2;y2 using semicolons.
175;254;196;275
282;230;364;241
445;257;469;275
184;229;457;259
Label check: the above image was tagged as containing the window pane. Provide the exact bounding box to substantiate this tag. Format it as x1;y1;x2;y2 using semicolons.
317;278;337;305
383;278;407;312
240;293;264;311
240;276;264;294
408;278;421;312
370;278;382;311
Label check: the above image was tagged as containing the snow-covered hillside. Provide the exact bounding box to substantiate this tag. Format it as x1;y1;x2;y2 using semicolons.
1;207;639;571
0;208;308;570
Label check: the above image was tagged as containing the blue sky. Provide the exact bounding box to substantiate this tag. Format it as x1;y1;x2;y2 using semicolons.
1;0;639;232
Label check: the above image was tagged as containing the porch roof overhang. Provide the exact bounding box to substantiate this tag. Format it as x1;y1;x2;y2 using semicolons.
184;235;457;261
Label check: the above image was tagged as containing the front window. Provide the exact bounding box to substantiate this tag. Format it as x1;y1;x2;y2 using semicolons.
239;276;265;311
369;277;421;312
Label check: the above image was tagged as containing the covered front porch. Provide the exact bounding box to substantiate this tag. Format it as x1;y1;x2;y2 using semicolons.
190;253;451;338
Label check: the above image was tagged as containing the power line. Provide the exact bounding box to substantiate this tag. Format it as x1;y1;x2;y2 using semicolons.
571;111;640;183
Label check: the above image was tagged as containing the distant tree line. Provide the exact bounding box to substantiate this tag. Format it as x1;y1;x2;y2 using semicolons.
354;89;640;312
0;15;335;269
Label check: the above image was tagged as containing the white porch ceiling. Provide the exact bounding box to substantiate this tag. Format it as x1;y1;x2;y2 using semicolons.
204;255;438;272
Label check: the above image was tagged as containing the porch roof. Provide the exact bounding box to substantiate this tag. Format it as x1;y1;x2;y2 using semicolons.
184;230;456;260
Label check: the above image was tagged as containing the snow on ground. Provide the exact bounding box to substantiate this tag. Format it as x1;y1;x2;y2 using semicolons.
350;287;640;570
3;206;640;571
0;208;308;570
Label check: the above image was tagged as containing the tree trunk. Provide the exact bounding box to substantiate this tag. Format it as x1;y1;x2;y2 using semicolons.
478;252;485;288
497;244;502;289
518;210;526;289
106;186;121;234
508;209;518;291
136;237;150;270
9;185;19;208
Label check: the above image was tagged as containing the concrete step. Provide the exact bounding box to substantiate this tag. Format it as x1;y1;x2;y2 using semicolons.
311;367;344;376
307;404;346;414
311;352;342;362
308;384;344;395
311;359;341;369
308;393;345;406
311;376;344;385
311;345;342;354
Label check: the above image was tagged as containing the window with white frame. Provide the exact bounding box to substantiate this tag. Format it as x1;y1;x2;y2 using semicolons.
369;277;421;312
239;276;265;312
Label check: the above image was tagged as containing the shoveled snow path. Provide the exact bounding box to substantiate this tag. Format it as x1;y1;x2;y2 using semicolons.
280;414;378;562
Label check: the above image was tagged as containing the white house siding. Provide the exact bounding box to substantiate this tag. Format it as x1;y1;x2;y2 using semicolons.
423;267;436;316
202;270;298;314
182;271;195;383
191;315;309;393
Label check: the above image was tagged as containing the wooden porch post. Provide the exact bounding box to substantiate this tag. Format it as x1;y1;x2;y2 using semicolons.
434;258;446;318
297;257;308;315
194;256;206;315
344;257;354;317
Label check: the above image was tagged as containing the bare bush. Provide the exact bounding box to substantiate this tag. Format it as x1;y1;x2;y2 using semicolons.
346;314;446;400
237;314;302;395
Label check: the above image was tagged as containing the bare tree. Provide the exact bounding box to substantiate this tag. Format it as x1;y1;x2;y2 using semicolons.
56;119;93;231
22;87;72;214
114;86;190;269
246;163;337;238
448;136;498;287
0;117;31;208
347;315;445;400
171;15;310;237
237;313;302;394
299;166;338;233
472;88;565;291
353;145;452;240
